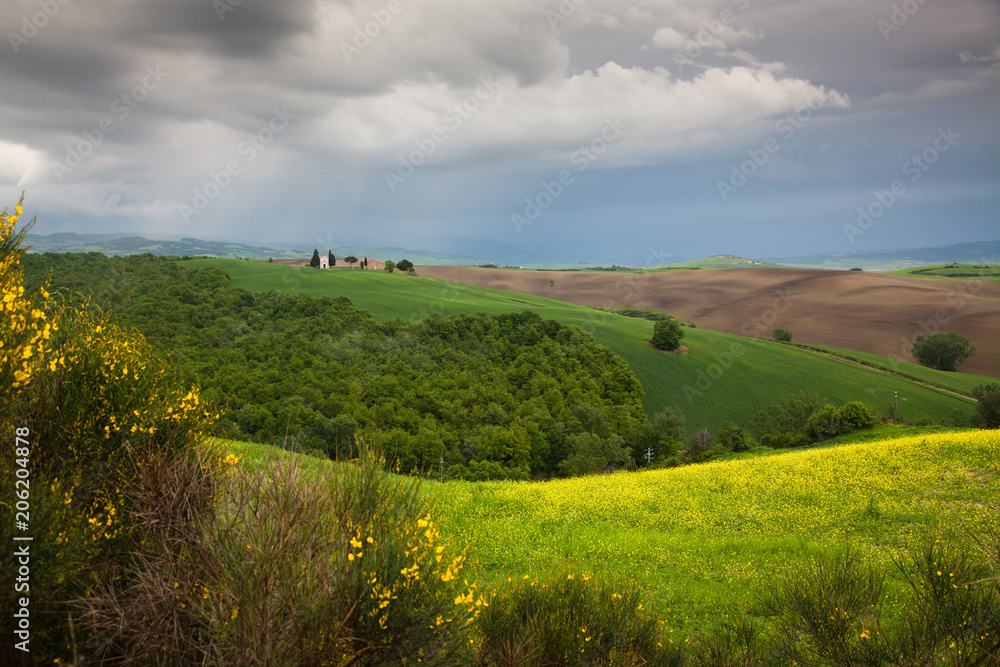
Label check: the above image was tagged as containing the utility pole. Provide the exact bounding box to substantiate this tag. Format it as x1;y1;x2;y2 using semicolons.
646;448;654;465
894;390;898;426
439;456;444;481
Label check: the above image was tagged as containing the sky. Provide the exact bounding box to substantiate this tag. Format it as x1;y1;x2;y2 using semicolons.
1;0;998;264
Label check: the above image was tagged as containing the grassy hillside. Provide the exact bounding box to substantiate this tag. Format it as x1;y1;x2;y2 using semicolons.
184;259;978;433
227;428;1000;633
806;344;999;397
427;428;999;630
888;263;1000;282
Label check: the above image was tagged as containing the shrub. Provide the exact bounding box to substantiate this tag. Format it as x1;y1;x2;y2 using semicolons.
477;570;680;667
0;196;219;662
760;550;893;665
805;404;841;441
716;421;757;452
559;433;632;476
836;401;876;431
772;328;792;342
972;383;1000;428
756;539;1000;666
651;318;684;351
78;451;479;665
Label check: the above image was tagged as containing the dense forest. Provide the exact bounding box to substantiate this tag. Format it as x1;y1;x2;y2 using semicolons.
23;253;677;479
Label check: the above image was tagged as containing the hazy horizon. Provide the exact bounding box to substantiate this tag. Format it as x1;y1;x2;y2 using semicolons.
3;0;998;264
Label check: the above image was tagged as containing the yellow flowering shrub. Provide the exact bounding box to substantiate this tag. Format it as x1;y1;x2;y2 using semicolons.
0;197;219;662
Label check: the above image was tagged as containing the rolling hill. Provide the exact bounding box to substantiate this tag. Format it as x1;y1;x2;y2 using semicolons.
183;259;982;434
229;428;1000;631
417;265;1000;378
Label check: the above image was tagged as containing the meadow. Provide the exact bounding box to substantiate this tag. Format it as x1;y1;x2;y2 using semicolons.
889;263;1000;282
187;258;980;434
228;427;1000;636
807;344;999;398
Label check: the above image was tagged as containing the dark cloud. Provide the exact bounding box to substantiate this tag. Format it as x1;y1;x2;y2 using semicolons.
0;0;996;261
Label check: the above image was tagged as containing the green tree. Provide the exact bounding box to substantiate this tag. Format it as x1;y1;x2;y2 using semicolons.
836;401;876;431
805;404;841;441
268;257;273;263
397;259;414;272
651;406;685;442
344;255;358;269
773;328;792;342
911;331;976;371
384;260;396;273
310;249;320;268
716;421;757;452
651;317;684;351
972;383;1000;428
559;433;631;476
328;250;334;267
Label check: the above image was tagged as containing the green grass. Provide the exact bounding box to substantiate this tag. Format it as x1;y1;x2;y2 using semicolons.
888;263;1000;282
802;343;998;397
424;428;999;632
182;259;978;434
222;429;1000;634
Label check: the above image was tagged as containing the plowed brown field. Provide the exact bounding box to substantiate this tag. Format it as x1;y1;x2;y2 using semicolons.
419;266;1000;377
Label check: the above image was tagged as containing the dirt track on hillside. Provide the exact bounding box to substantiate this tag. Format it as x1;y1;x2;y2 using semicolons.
418;266;1000;377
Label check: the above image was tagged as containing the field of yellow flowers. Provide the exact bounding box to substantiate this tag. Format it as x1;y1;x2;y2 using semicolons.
427;430;1000;632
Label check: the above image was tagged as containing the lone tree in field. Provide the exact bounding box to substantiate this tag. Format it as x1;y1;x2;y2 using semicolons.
397;259;414;272
651;318;684;351
310;249;321;268
911;331;976;372
344;255;358;269
328;250;335;267
972;383;1000;428
773;328;792;342
384;260;396;273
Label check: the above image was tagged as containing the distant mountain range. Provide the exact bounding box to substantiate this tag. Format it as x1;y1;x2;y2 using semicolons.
23;232;999;272
765;241;1000;271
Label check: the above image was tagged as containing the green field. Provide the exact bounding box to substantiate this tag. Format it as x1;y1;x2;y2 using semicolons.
804;344;998;397
888;263;1000;282
227;427;1000;633
182;259;978;434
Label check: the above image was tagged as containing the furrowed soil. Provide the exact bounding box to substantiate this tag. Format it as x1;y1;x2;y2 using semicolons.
418;267;1000;377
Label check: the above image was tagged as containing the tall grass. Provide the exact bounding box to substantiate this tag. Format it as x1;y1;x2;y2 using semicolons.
78;449;480;664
